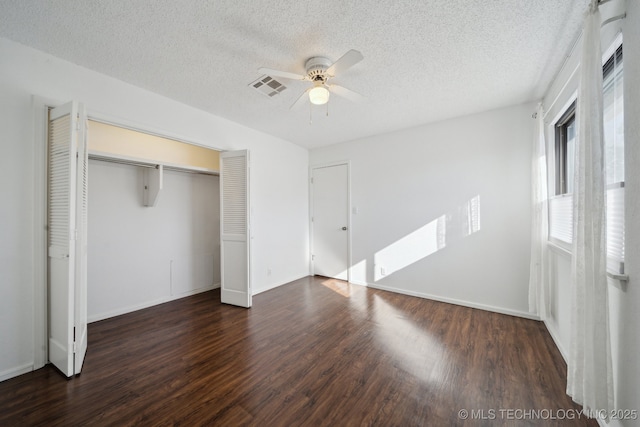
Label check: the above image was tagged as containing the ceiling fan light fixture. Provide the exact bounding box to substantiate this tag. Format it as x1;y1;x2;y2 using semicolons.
309;85;330;105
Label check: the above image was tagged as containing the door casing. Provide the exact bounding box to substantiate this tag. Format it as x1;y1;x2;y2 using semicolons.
309;161;352;281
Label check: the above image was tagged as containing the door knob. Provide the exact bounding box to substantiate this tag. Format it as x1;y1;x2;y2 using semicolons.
342;226;348;230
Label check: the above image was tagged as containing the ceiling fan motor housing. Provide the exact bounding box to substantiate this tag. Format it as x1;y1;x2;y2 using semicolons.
305;56;332;82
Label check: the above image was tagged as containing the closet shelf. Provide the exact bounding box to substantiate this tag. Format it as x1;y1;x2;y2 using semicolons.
88;150;219;176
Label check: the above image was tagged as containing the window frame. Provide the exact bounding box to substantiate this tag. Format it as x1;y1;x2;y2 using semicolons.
554;101;576;196
602;44;624;188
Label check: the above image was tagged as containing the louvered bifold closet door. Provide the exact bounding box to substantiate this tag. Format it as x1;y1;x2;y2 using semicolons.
47;101;88;377
73;107;89;374
220;150;251;308
48;102;79;377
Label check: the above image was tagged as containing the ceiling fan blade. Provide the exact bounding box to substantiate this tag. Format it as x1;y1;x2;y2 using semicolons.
326;49;364;77
328;84;364;102
290;88;311;109
258;67;307;81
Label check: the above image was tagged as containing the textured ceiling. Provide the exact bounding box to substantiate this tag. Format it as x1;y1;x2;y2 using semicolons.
0;0;588;149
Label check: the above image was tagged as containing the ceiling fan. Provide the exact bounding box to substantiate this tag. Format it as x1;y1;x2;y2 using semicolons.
258;49;364;109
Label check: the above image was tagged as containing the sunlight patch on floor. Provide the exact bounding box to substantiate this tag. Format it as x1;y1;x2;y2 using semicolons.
321;278;352;298
373;293;446;385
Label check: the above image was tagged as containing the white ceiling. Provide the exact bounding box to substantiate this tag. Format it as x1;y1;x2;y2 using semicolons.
0;0;588;149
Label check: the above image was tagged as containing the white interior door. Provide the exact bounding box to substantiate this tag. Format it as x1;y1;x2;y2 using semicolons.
48;101;88;377
312;164;349;280
220;150;251;307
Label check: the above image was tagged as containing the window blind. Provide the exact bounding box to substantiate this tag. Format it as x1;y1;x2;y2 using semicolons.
607;185;625;274
549;195;573;245
549;187;625;274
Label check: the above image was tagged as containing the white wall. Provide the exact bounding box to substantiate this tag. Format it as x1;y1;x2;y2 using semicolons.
541;1;639;424
88;160;220;322
310;102;535;317
616;1;640;424
546;247;572;359
0;37;309;381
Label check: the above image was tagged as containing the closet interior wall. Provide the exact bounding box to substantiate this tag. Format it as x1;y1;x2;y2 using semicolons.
87;158;220;322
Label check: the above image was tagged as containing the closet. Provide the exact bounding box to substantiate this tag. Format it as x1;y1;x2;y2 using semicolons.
86;120;221;322
46;101;250;377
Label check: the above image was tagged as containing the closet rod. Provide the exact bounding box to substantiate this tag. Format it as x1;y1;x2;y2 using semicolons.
88;154;219;176
163;166;219;176
89;154;156;169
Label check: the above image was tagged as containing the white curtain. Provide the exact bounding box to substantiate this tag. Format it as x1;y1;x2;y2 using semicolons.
567;0;614;416
528;103;549;319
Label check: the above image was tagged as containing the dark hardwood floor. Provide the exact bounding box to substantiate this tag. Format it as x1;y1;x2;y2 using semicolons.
0;276;596;426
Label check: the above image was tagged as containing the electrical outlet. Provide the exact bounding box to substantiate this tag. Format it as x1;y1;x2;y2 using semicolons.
380;267;386;276
267;268;272;276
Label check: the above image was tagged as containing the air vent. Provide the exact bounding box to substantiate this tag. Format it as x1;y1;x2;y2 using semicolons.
249;75;287;98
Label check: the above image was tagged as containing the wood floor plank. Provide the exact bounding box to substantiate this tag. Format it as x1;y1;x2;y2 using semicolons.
0;276;597;426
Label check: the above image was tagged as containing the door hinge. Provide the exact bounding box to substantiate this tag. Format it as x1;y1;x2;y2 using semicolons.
311;217;314;222
73;342;77;353
310;177;314;184
72;229;78;240
73;327;77;353
312;254;315;261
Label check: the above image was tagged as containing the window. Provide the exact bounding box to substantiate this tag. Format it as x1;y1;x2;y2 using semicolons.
603;45;624;186
603;45;624;274
549;44;625;274
554;101;576;195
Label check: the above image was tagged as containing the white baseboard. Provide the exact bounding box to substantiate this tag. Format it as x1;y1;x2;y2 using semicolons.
253;274;309;296
543;319;568;363
171;282;220;297
348;279;368;287
359;281;540;320
88;283;220;323
0;363;33;383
